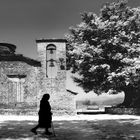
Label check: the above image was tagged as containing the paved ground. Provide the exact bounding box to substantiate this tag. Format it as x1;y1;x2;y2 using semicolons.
0;114;140;140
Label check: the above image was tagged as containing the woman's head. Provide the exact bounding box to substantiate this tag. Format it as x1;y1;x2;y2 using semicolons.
42;94;50;100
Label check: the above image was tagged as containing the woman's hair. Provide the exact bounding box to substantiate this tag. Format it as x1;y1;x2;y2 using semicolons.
42;94;50;100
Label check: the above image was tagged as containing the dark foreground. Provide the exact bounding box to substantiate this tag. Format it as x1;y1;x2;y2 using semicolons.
0;115;140;140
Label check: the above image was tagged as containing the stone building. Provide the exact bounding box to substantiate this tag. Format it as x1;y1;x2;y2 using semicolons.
36;39;76;114
0;43;41;109
0;39;76;114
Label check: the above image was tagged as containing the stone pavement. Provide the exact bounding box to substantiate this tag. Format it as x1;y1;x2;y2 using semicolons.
0;114;140;140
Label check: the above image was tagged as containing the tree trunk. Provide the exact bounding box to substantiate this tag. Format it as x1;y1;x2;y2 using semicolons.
130;92;140;107
119;85;134;107
121;92;132;107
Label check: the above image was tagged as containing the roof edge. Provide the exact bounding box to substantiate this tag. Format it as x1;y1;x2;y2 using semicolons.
0;54;41;67
36;39;67;43
66;89;78;95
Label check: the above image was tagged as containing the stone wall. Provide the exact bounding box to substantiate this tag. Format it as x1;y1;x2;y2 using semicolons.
50;90;76;115
0;39;77;115
0;61;38;108
37;41;66;96
36;39;76;114
105;107;140;115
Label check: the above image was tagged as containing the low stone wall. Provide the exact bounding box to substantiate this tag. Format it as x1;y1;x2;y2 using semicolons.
105;107;140;115
0;109;76;116
0;101;76;116
0;109;38;115
0;103;37;109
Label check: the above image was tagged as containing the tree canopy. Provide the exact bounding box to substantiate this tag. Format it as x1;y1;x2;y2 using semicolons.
66;0;140;107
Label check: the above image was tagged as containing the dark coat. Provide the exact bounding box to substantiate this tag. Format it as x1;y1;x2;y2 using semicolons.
38;98;52;128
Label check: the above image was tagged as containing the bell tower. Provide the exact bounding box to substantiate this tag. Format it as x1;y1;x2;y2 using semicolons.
36;39;67;107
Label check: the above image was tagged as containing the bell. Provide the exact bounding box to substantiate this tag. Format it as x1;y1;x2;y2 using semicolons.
50;49;54;54
49;59;55;67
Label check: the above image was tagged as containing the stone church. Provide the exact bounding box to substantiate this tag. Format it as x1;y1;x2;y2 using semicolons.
0;39;76;114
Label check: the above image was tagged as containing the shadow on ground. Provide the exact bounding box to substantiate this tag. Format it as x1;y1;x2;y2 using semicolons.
0;118;140;140
0;120;36;139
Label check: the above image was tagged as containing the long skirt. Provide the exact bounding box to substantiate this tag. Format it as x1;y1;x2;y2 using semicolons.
38;112;52;128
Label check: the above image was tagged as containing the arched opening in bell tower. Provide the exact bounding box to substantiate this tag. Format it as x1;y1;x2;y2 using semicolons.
46;44;57;78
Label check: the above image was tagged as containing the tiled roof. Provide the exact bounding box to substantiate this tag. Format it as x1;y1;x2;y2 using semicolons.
0;54;41;67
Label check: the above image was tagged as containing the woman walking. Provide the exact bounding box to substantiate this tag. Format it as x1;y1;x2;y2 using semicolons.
31;94;52;135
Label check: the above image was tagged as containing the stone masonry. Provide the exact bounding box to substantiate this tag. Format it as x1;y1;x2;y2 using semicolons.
36;39;76;114
0;48;41;109
0;40;76;114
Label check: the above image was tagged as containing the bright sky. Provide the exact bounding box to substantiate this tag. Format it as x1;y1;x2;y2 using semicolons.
0;0;139;59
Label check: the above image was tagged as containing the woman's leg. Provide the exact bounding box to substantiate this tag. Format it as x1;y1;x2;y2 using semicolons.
31;124;40;135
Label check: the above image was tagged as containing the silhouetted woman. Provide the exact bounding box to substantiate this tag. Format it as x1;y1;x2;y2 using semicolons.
31;94;52;135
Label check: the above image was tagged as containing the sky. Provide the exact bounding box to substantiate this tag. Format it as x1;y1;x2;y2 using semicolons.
0;0;140;59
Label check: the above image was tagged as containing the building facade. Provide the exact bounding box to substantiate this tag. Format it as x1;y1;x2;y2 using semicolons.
0;43;41;109
0;40;76;114
36;39;75;114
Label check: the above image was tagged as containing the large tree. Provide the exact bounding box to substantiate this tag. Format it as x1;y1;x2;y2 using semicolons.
66;0;140;107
